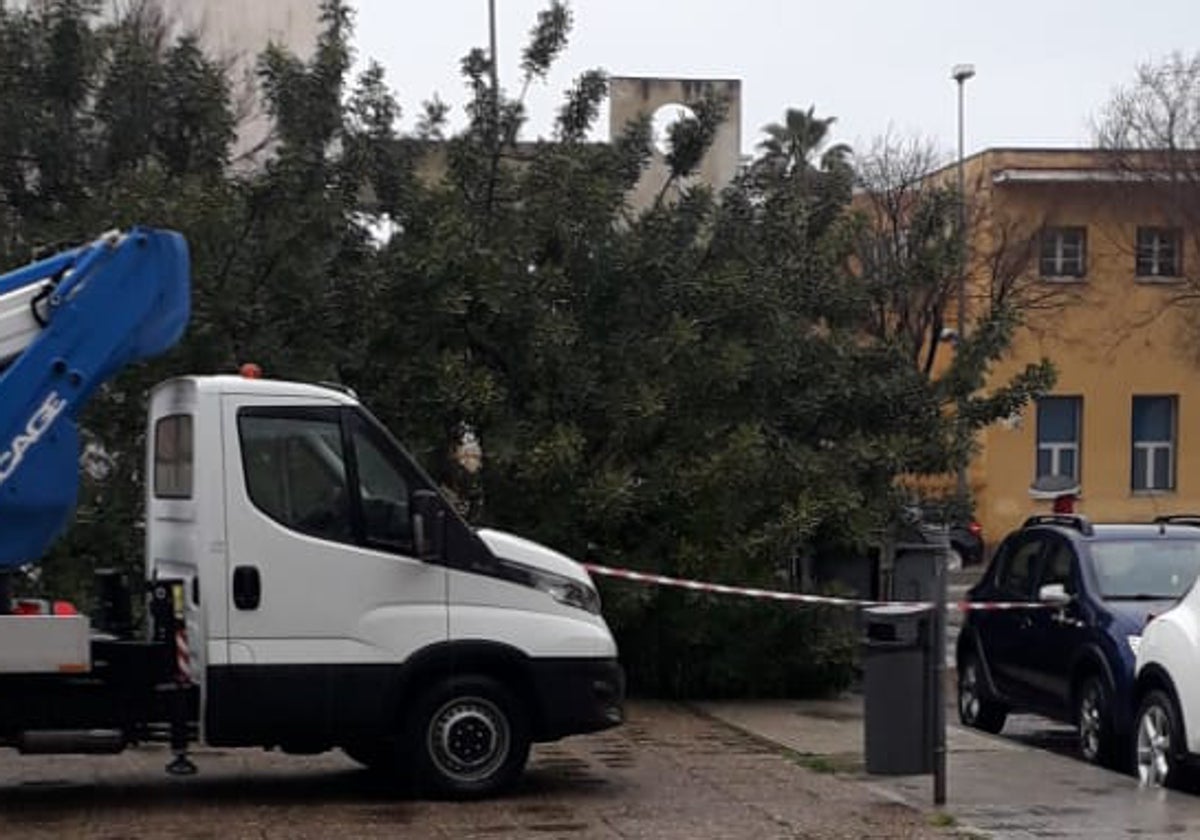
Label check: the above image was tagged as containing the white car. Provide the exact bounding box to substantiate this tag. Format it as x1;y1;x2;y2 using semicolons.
1133;550;1200;788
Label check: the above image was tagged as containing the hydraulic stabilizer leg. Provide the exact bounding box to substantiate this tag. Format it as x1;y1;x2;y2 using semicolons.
166;683;197;777
151;579;197;777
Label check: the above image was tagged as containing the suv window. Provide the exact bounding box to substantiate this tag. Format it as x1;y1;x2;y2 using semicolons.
239;412;353;543
1037;538;1078;596
996;536;1045;599
1090;540;1200;600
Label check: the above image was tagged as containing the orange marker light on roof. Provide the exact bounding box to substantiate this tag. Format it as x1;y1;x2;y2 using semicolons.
240;363;263;379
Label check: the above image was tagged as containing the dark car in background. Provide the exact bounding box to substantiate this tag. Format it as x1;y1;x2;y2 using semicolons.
956;514;1200;768
903;503;984;569
947;518;985;568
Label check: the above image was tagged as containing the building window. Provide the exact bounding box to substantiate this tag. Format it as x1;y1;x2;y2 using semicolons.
1039;227;1087;278
1132;396;1177;492
1136;228;1181;279
1036;397;1081;482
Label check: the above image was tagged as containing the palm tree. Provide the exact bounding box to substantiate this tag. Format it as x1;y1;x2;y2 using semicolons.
758;106;851;176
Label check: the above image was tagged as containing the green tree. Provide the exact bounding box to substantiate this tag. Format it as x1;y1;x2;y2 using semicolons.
1095;51;1200;304
3;0;391;603
851;133;1057;493
336;12;966;695
3;1;1050;698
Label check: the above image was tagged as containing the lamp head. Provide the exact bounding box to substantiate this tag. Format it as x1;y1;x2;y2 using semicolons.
952;63;976;83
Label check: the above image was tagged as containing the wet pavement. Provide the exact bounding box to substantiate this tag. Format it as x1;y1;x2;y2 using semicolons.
700;698;1200;840
0;701;951;840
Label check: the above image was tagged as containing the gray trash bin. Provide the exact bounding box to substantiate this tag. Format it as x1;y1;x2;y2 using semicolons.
862;603;934;775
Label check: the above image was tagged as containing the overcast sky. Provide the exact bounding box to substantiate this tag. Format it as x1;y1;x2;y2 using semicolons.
352;0;1195;160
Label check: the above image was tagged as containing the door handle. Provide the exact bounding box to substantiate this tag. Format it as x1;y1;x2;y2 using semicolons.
232;566;261;610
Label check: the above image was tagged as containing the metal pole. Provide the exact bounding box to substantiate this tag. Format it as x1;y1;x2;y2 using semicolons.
488;0;499;107
955;76;968;505
956;78;966;346
933;533;948;806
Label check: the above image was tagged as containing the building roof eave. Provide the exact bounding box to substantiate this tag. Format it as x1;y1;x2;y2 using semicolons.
991;168;1186;185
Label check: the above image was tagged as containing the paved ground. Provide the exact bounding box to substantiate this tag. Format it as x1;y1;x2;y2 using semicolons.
0;702;954;840
700;697;1200;840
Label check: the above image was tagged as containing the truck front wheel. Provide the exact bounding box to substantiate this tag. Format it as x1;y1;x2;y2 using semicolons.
407;675;530;798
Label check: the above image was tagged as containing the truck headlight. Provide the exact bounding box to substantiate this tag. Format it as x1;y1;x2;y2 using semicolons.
534;571;602;615
497;559;602;614
1127;635;1142;656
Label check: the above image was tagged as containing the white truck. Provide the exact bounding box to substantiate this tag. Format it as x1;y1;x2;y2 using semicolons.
0;228;624;798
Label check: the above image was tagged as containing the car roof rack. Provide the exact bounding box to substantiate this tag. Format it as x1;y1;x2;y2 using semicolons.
1153;514;1200;527
1022;514;1094;536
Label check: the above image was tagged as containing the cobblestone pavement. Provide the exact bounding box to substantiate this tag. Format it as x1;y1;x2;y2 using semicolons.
0;702;955;839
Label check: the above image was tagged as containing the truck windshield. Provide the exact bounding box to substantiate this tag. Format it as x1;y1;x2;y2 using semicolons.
1091;541;1200;600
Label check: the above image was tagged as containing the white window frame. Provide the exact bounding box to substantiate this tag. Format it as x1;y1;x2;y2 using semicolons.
1039;442;1078;479
1133;441;1174;491
1036;396;1081;483
1040;227;1086;279
1136;227;1181;279
1132;396;1177;492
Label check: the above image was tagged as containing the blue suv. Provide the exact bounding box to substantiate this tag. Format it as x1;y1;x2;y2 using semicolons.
956;514;1200;767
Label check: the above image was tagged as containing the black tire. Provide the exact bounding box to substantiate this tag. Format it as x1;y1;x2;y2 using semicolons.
1076;675;1119;768
958;655;1008;734
406;675;530;799
1135;689;1186;789
342;739;400;775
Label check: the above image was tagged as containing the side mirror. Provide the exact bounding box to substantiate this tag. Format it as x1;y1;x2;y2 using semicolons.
1038;582;1071;605
411;489;445;562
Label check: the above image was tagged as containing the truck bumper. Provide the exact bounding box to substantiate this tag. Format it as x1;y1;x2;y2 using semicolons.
529;656;625;741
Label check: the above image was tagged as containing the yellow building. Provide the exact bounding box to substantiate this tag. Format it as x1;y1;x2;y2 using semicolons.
958;148;1200;544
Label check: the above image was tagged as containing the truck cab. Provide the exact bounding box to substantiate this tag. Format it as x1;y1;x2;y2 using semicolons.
146;373;624;795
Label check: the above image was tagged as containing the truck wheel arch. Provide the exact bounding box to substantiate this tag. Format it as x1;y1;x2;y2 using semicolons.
398;641;543;735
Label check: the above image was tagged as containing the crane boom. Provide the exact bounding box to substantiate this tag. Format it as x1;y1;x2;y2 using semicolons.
0;228;190;570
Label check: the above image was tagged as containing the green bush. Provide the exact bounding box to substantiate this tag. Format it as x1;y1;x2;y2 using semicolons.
601;581;858;698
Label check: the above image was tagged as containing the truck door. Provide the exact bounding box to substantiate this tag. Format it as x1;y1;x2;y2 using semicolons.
213;397;448;748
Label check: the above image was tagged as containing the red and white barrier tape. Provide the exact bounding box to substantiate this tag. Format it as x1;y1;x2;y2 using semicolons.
582;563;1052;613
175;627;192;685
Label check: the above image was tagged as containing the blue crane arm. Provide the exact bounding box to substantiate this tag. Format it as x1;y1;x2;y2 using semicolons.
0;228;191;570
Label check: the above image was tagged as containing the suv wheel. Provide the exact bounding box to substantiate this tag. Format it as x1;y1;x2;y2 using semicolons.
958;655;1007;733
1135;689;1184;789
1077;676;1116;766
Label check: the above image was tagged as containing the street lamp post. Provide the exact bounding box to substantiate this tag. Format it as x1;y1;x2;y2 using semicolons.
931;62;975;812
487;0;496;94
951;63;975;506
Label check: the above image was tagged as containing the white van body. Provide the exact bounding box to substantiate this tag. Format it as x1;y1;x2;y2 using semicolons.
145;375;623;794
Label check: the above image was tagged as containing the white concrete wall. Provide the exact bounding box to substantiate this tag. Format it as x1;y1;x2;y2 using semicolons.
153;0;323;162
609;77;742;211
9;0;323;164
